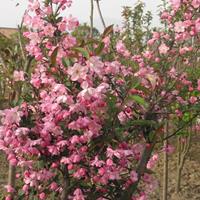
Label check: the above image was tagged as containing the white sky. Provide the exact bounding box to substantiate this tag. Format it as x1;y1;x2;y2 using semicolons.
0;0;162;30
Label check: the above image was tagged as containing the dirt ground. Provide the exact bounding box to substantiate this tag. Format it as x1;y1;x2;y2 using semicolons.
0;135;199;199
151;135;200;200
0;153;8;196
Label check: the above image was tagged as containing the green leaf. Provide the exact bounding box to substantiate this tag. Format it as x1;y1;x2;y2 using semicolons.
73;47;90;59
130;95;148;107
176;131;189;136
94;42;105;55
17;191;25;200
12;97;24;107
62;57;71;67
182;112;190;122
85;38;99;46
107;93;117;112
130;79;140;89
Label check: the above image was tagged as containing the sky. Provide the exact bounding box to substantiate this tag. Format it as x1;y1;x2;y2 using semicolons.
0;0;162;31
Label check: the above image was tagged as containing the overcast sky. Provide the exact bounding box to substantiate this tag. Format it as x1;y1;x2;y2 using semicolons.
0;0;162;30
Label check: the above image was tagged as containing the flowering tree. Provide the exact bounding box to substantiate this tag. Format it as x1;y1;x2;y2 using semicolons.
0;0;200;200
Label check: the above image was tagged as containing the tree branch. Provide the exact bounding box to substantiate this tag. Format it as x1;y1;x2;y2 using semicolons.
90;0;94;38
95;0;106;29
161;114;198;142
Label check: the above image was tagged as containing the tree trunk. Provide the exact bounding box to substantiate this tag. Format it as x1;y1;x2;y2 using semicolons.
61;167;70;200
163;122;169;200
120;140;156;199
176;166;182;193
176;126;192;193
8;165;16;199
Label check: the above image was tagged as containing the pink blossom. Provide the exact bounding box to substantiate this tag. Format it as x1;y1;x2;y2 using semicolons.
70;135;80;145
108;170;120;180
87;56;104;76
63;35;77;48
66;15;79;31
71;154;81;163
106;159;113;166
13;70;25;81
169;0;181;9
98;167;106;176
68;63;88;81
15;127;29;137
192;0;200;8
162;144;175;154
189;96;197;104
58;20;67;32
195;18;200;33
26;43;43;60
197;79;200;91
0;107;21;125
174;21;185;33
130;170;138;183
147;39;155;46
39;192;46;200
60;157;71;164
106;147;121;159
102;36;110;49
43;24;56;37
159;43;169;54
147;154;158;169
118;111;128;124
73;188;85;200
24;32;41;44
73;168;86;179
4;185;15;193
116;40;130;57
50;182;58;190
22;184;29;193
48;146;59;155
5;196;12;200
44;5;53;15
91;156;105;167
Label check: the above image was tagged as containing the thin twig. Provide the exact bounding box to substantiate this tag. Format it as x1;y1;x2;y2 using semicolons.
90;0;94;38
95;0;106;29
160;114;198;142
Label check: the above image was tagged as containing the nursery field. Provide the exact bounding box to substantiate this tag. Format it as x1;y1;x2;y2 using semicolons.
151;135;200;200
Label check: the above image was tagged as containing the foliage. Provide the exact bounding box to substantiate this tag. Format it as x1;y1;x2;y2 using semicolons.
72;23;100;39
121;1;153;53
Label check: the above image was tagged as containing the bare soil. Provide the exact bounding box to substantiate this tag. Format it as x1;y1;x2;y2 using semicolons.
151;135;200;200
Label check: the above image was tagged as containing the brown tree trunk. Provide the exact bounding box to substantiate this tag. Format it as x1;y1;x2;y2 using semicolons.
176;126;192;193
8;165;16;199
61;166;70;200
120;140;156;199
163;122;169;200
